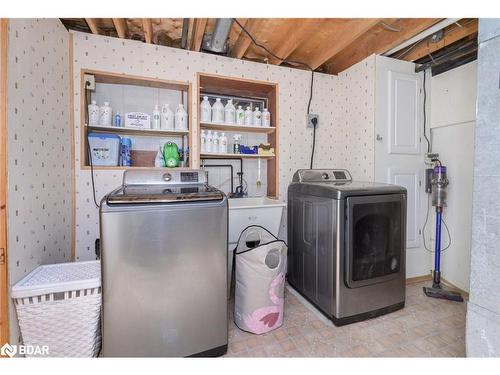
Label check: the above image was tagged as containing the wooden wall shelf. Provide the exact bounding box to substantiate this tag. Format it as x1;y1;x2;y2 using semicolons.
197;72;279;198
87;125;189;137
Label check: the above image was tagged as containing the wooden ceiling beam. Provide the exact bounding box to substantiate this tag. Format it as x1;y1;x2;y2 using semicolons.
112;18;128;39
269;19;321;65
399;19;478;62
85;18;101;35
230;19;265;59
190;18;208;51
304;18;381;70
142;18;153;44
326;18;442;74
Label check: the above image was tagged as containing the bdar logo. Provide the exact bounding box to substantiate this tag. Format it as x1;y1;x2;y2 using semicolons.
1;342;17;357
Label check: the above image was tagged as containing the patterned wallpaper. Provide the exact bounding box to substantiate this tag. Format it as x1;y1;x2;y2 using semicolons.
7;19;71;342
71;32;375;259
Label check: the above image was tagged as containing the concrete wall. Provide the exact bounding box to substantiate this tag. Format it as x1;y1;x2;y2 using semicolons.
466;18;500;357
429;61;477;292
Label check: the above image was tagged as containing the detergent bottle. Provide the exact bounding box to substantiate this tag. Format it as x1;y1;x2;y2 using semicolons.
162;141;180;168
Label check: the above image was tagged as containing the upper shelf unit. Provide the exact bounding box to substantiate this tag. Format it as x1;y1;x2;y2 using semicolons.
196;73;279;198
80;69;192;169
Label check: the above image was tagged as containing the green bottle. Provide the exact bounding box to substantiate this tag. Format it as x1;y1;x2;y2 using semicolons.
163;141;179;168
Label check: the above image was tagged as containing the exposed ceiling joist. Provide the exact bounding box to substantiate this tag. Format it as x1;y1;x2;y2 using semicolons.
326;18;441;74
85;18;100;35
142;18;153;44
190;18;208;51
230;19;265;59
297;18;381;70
398;19;478;62
112;18;128;39
268;19;320;65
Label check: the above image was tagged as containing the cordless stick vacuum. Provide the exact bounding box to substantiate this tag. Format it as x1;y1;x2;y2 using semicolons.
423;165;463;302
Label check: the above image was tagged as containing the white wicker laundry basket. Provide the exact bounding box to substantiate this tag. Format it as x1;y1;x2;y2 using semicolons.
11;260;101;357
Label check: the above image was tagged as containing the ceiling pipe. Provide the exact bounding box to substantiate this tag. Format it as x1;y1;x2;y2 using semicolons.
202;18;233;54
383;18;461;56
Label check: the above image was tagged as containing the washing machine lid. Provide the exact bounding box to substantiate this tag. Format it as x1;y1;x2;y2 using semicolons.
105;169;225;204
290;169;406;199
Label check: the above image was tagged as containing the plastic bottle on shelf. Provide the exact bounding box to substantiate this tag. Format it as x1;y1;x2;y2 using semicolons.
88;100;100;126
233;134;242;154
152;105;161;129
219;132;228;153
99;102;113;126
224;99;236;124
244;106;253;126
175;104;188;130
212;98;224;123
206;130;213;153
253;106;262;126
154;143;165;167
213;131;220;154
161;104;174;130
200;129;207;153
262;108;271;127
114;112;121;127
236;105;245;125
200;96;212;123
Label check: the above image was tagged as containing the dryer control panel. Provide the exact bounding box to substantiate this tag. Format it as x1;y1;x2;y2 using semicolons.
292;169;352;183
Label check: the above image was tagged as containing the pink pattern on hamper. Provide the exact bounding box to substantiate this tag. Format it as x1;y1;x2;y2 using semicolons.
243;272;285;334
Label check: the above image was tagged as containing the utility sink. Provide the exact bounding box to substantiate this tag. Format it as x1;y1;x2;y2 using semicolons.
228;197;285;244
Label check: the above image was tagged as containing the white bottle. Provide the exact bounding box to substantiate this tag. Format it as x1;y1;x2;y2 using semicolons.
88;100;100;126
224;99;236;124
212;131;220;154
244;106;253;126
218;132;228;154
236;105;245;125
152;105;161;130
99;101;112;126
200;129;207;153
262;107;271;127
154;144;165;167
212;98;224;123
161;104;174;130
175;104;188;130
200;96;212;123
253;106;262;126
206;130;213;153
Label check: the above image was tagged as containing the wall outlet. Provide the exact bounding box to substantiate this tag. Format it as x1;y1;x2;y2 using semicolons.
307;114;319;128
84;74;96;90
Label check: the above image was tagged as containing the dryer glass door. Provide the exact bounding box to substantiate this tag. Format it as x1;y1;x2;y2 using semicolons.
345;194;406;288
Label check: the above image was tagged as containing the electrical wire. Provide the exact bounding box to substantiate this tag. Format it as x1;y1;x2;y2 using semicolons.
231;18;317;169
83;84;100;209
422;69;431;153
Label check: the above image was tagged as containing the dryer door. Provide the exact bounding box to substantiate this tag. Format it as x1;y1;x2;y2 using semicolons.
345;193;406;288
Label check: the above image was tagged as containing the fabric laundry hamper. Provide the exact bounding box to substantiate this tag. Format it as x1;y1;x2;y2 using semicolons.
234;225;287;334
11;260;101;357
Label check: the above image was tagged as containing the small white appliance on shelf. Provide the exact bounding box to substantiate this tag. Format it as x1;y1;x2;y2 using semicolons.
125;112;151;129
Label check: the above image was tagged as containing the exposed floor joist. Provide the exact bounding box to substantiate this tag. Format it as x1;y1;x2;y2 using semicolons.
85;18;100;35
142;18;153;44
112;18;128;39
231;19;265;59
396;19;478;62
190;18;208;52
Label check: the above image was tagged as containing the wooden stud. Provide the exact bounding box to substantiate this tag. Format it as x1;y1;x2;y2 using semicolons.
399;19;478;62
142;18;153;44
230;19;265;59
327;18;441;74
112;18;128;39
85;18;101;35
190;18;208;52
300;19;382;70
269;19;322;65
0;18;9;348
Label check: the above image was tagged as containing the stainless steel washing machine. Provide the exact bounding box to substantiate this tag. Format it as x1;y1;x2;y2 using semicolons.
100;169;228;357
287;169;407;326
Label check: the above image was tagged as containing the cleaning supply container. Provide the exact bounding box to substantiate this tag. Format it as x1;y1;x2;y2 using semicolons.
11;260;101;357
234;225;287;335
88;132;120;166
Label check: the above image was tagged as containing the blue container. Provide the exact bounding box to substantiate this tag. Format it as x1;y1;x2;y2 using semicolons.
87;132;121;166
120;137;132;166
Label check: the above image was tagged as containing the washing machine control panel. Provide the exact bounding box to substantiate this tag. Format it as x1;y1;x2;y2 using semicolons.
293;169;352;183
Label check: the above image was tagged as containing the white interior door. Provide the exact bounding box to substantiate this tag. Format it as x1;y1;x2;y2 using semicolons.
375;55;430;278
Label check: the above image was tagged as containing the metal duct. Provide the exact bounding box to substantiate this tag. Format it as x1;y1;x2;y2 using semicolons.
202;18;233;54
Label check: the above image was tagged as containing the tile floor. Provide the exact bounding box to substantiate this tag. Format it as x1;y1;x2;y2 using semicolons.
225;281;466;357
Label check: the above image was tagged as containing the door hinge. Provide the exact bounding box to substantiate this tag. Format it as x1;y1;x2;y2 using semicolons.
0;248;5;265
